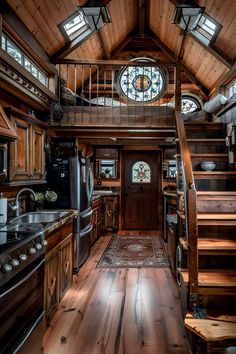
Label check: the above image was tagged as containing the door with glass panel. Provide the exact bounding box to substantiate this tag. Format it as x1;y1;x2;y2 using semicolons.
122;150;161;230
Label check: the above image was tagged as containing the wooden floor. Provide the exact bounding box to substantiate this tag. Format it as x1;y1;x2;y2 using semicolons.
43;235;191;354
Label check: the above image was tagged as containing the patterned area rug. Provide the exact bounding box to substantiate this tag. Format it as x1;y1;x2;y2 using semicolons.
97;235;168;268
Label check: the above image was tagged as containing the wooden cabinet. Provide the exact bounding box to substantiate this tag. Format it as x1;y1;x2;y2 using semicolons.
95;148;118;159
44;222;73;322
7;107;46;184
103;195;119;232
91;197;104;244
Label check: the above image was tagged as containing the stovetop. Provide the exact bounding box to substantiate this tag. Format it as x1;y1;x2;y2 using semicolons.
0;229;38;253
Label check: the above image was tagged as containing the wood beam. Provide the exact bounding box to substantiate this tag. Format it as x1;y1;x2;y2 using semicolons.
149;30;209;98
52;58;174;67
189;33;233;69
97;28;111;59
139;0;145;37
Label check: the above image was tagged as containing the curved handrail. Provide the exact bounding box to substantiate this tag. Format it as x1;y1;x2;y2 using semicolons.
175;111;199;309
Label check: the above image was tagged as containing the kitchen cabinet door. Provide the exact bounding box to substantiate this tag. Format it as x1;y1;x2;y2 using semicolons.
44;247;60;320
31;125;45;180
59;233;73;299
9;117;31;181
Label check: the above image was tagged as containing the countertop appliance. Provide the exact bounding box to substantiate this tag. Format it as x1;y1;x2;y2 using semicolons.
46;155;94;272
0;226;46;354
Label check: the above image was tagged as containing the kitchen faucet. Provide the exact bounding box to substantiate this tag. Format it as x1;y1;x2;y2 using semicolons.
12;188;36;217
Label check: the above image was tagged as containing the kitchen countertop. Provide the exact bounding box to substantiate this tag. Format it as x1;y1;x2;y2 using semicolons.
41;209;78;237
92;191;119;202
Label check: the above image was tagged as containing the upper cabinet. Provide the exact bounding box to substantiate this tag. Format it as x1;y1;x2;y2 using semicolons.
7;108;47;185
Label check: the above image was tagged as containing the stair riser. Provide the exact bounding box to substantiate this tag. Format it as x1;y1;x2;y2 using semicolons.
197;200;236;213
195;179;236;191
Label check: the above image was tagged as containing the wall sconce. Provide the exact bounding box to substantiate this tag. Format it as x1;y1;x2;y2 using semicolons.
80;0;112;31
172;0;205;32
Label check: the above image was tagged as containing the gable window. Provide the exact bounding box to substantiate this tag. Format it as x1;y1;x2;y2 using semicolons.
181;95;201;114
226;79;236;99
59;11;91;42
1;33;47;86
192;13;221;45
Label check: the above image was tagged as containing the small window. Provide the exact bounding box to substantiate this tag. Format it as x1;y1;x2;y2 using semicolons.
226;79;236;99
181;95;201;114
59;11;91;42
1;33;48;87
132;161;151;183
193;13;221;45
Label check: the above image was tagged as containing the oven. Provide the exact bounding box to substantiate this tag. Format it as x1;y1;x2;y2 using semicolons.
0;143;8;181
0;229;46;354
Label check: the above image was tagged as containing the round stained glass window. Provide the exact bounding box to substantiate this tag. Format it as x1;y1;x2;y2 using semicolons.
118;61;167;103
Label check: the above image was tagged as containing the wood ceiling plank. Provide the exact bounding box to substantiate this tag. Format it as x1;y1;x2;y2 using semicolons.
6;0;54;54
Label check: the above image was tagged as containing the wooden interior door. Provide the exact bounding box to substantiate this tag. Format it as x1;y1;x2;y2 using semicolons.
122;150;161;230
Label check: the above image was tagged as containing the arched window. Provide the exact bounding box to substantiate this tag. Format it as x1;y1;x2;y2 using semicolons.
181;95;201;114
132;161;151;183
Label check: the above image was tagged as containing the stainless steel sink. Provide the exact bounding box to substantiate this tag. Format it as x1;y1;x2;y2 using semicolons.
9;211;69;224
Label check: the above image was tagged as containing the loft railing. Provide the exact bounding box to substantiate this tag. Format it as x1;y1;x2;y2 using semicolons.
175;111;199;310
51;59;176;128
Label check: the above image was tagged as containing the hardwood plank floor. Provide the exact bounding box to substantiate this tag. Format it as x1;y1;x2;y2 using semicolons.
43;236;191;354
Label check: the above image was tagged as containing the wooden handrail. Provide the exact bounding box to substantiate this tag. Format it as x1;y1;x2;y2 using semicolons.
175;110;199;309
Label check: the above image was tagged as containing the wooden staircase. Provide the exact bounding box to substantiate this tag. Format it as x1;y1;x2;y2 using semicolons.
175;114;236;352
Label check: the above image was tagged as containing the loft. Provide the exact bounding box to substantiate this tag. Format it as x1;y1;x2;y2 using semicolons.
0;1;236;354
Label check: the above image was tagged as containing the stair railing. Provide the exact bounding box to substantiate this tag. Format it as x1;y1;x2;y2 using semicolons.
175;111;199;309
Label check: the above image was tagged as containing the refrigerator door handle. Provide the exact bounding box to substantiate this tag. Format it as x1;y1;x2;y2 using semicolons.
80;224;93;238
81;208;93;218
86;165;94;202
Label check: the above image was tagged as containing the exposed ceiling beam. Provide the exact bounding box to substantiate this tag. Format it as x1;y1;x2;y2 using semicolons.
51;29;94;60
52;58;174;67
149;30;209;97
139;0;145;37
169;0;233;68
189;33;233;69
97;28;111;59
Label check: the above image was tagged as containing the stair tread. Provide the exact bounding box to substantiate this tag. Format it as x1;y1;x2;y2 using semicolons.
196;191;236;195
180;237;236;251
184;313;236;341
179;212;236;220
181;269;236;287
193;171;236;174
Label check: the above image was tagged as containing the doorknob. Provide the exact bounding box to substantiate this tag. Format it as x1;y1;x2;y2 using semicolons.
125;185;129;190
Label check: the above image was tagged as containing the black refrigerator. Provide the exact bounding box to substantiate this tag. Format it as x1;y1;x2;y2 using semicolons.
46;155;94;272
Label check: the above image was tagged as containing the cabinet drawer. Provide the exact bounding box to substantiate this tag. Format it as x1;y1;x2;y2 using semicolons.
46;221;73;254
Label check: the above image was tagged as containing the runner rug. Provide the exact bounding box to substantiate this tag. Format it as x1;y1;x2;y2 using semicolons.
97;235;168;268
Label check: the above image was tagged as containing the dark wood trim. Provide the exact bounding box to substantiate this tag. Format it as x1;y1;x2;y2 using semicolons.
51;28;94;60
4;107;49;127
52;58;175;67
175;62;182;110
111;36;132;58
139;0;145;37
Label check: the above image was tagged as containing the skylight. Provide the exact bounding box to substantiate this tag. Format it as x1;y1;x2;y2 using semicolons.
59;11;91;42
193;13;221;45
63;13;87;37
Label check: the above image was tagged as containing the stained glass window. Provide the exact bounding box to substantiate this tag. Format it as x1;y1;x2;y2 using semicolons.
132;161;151;183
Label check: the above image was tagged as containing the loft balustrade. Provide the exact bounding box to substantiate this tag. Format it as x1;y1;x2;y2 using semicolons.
51;60;176;129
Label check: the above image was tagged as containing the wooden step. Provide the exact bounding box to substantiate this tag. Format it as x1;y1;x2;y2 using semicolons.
180;269;236;289
184;313;236;342
180;237;236;255
193;171;236;179
178;191;236;196
178;212;236;226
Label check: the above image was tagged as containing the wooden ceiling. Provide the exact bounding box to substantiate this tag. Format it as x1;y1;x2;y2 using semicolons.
4;0;236;97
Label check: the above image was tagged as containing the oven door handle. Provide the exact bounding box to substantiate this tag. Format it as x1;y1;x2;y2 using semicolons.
0;258;44;298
